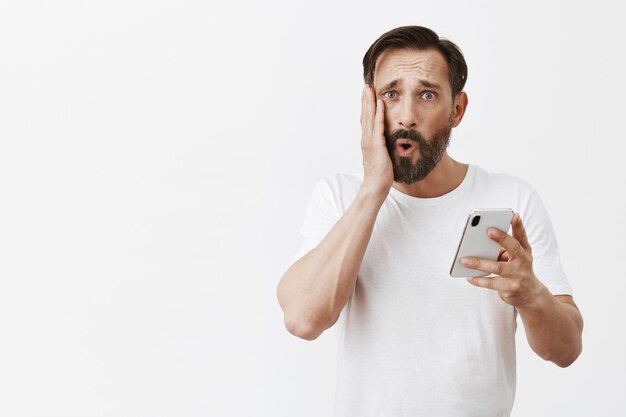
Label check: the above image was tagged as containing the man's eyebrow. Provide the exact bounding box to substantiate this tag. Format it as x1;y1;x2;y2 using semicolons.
419;80;442;90
377;79;442;93
377;79;398;94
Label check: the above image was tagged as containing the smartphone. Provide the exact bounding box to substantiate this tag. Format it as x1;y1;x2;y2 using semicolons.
449;208;514;277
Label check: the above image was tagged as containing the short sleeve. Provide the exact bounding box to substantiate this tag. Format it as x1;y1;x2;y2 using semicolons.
521;190;573;296
288;177;341;267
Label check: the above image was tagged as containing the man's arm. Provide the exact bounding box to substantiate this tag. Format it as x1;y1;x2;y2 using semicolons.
277;85;393;341
463;213;583;367
516;290;583;367
277;186;386;340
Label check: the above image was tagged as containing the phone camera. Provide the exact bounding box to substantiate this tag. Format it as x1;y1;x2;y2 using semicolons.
471;215;481;227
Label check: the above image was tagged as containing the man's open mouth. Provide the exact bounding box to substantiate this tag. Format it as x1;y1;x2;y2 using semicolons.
395;139;417;156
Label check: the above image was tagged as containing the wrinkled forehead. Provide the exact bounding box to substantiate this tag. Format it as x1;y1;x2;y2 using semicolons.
373;48;449;89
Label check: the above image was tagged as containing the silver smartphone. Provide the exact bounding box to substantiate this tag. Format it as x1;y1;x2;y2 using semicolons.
449;208;514;277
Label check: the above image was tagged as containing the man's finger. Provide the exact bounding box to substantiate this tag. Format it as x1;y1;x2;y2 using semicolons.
373;98;385;139
466;276;506;292
511;213;531;251
462;256;511;277
360;85;373;131
486;227;523;258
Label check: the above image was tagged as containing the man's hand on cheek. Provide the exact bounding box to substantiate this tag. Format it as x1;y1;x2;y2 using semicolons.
462;213;542;308
360;85;394;196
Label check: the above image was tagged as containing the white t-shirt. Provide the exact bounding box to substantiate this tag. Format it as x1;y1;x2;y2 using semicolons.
290;164;572;417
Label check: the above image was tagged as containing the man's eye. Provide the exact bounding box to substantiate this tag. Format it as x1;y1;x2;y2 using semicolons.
383;91;397;99
422;92;435;100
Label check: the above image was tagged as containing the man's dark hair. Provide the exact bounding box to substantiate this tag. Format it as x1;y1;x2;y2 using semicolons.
363;26;468;97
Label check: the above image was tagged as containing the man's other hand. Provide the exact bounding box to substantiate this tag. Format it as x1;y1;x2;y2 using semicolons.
462;213;541;307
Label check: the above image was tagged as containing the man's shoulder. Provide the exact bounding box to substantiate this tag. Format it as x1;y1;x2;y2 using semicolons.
316;172;363;194
472;164;536;195
307;173;363;211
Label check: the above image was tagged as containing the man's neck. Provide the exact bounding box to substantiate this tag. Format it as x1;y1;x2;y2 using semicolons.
392;154;468;199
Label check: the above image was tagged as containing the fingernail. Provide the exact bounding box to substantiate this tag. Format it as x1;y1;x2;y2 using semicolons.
461;257;471;266
487;228;498;238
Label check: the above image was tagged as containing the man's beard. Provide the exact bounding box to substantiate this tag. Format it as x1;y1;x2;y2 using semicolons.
385;115;453;185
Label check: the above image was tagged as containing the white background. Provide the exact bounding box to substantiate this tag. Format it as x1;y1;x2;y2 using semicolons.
0;0;624;416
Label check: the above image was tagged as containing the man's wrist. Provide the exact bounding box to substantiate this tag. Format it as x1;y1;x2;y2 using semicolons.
358;182;390;204
515;276;553;313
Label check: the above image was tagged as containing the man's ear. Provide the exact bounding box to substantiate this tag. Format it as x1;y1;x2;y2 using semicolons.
451;92;468;128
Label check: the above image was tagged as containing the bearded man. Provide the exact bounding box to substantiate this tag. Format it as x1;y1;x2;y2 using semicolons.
277;25;583;417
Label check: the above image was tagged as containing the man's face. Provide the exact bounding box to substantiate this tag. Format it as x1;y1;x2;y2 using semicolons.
372;48;456;184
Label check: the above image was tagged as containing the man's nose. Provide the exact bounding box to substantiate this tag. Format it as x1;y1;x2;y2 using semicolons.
397;98;418;129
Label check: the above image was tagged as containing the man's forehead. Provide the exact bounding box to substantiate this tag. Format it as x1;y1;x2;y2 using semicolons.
374;48;448;86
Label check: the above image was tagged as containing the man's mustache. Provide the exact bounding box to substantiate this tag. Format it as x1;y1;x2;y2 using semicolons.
388;129;424;143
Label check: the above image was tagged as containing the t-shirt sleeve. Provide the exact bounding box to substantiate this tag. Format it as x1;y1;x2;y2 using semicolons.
521;190;573;296
288;177;341;267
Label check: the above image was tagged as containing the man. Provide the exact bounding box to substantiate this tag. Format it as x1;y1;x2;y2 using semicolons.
276;26;583;417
